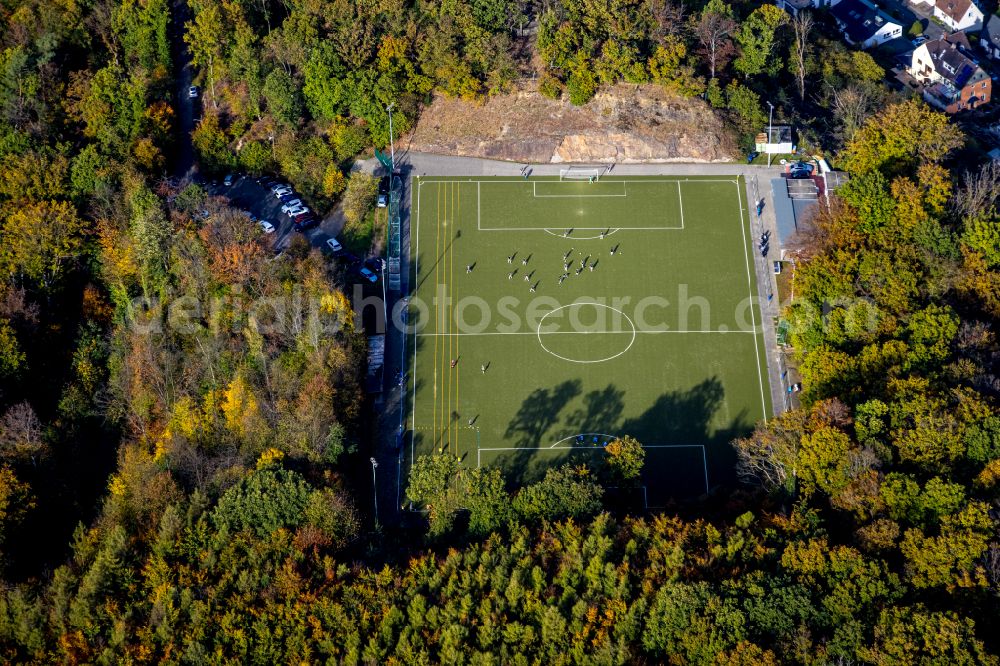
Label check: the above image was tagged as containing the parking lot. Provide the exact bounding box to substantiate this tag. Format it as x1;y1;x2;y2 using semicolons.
204;174;387;293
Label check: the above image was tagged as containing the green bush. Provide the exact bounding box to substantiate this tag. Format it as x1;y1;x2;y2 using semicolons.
538;74;563;100
567;68;597;106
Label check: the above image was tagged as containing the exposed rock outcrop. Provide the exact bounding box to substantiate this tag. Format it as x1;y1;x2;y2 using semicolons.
404;82;737;164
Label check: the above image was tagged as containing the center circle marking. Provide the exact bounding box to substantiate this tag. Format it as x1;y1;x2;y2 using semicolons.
536;303;637;364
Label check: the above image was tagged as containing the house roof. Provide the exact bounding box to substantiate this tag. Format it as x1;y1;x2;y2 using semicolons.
830;0;899;44
919;35;988;87
935;0;977;23
982;14;1000;45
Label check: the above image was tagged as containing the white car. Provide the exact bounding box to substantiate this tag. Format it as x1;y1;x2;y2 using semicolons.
188;86;198;99
325;238;343;253
280;199;302;214
259;220;275;234
273;187;293;199
377;194;387;208
285;205;309;217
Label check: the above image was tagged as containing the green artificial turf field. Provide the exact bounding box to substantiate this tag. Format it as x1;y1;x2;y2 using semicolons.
405;175;772;505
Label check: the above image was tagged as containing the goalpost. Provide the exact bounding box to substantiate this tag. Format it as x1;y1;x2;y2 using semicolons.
559;166;603;181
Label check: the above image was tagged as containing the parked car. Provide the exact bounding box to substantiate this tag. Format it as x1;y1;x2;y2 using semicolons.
377;193;387;208
789;162;813;179
294;216;319;232
270;182;289;192
273;186;293;198
379;176;390;194
223;174;235;186
259;220;275;234
358;267;378;283
325;238;343;254
285;205;309;217
188;86;198;99
258;176;277;188
912;35;928;47
746;151;760;164
280;199;302;214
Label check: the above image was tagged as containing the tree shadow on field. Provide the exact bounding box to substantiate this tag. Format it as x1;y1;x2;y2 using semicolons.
621;377;726;444
564;385;625;436
621;377;753;493
503;379;582;448
490;376;758;496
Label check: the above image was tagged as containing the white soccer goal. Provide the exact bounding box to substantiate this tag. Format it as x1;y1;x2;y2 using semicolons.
559;166;603;181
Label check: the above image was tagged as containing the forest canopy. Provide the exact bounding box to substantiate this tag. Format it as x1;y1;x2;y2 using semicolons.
0;0;998;661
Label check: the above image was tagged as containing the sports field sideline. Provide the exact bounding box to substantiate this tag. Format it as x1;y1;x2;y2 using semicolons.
405;175;772;505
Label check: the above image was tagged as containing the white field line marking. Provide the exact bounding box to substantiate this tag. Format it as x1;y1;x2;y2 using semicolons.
702;447;710;494
677;181;685;230
472;178;729;231
478;226;684;231
548;432;620;449
415;330;757;336
465;178;740;184
531;181;628;198
477;444;707;451
542;228;620;239
410;177;423;468
736;179;769;424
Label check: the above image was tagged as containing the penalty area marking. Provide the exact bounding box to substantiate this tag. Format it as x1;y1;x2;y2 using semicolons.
476;441;710;495
543;228;621;239
470;178;731;231
531;181;628;198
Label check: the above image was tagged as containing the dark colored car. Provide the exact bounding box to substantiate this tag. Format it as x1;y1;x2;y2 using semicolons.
746;151;760;164
379;176;390;195
293;215;319;232
789;162;814;179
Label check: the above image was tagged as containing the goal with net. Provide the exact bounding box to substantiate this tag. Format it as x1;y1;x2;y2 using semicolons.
559;166;603;181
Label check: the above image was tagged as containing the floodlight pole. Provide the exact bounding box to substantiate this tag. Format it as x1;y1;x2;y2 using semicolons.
370;457;379;526
386;103;396;172
767;102;774;167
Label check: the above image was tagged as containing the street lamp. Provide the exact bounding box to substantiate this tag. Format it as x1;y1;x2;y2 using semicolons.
369;457;379;526
385;103;396;173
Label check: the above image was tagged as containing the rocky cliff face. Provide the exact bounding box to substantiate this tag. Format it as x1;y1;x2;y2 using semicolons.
404;83;737;163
